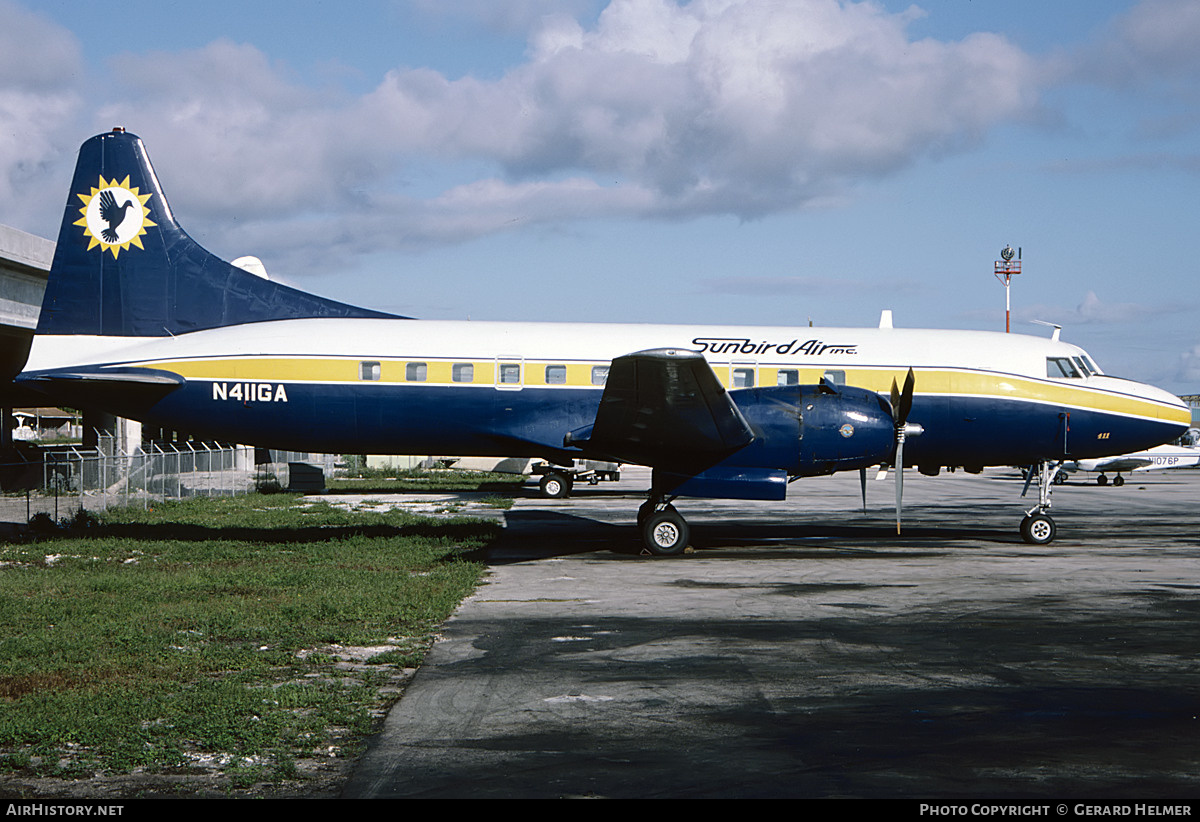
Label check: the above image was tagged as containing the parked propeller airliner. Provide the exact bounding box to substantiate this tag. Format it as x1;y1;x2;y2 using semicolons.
16;130;1191;553
1058;432;1200;486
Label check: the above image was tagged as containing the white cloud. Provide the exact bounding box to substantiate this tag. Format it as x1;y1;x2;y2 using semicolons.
421;0;1041;217
100;40;360;217
0;0;83;229
0;2;79;91
1178;344;1200;384
1105;0;1200;81
2;0;1044;270
1063;0;1200;105
410;0;602;35
1011;290;1189;327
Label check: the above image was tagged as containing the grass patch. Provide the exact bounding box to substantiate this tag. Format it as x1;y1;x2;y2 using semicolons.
328;467;525;494
0;493;496;794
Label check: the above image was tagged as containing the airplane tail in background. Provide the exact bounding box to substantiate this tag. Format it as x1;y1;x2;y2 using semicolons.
37;128;397;338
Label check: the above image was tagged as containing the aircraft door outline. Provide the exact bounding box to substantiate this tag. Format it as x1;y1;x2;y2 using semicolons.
495;356;524;391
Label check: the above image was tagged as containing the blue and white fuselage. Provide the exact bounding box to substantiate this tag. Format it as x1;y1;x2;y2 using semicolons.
24;318;1186;470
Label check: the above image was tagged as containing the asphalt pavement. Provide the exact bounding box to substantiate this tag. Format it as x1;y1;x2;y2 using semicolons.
343;466;1200;799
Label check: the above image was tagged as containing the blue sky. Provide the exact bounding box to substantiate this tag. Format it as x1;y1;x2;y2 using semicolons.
2;0;1198;393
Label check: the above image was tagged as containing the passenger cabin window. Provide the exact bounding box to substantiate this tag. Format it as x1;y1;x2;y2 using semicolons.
732;367;755;388
499;363;521;384
360;361;381;381
405;362;427;382
777;369;799;386
823;370;845;386
545;365;567;385
1047;357;1081;379
591;366;609;386
452;363;474;383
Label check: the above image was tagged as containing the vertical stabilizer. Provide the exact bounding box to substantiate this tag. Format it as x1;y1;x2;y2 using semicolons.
37;128;396;337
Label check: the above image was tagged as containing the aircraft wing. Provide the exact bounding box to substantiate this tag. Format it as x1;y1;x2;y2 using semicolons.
1086;456;1154;473
564;348;754;472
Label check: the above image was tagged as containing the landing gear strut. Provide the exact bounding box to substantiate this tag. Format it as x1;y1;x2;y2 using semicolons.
1020;459;1059;545
638;496;689;556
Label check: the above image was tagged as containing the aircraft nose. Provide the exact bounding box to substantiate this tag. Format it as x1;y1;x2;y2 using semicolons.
1085;377;1192;455
1142;386;1191;445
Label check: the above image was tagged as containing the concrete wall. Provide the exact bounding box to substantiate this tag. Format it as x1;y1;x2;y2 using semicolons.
0;224;51;333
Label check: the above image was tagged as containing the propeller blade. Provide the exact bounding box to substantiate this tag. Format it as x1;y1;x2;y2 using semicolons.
891;367;917;535
875;464;889;481
860;467;868;513
1020;465;1035;498
898;367;915;426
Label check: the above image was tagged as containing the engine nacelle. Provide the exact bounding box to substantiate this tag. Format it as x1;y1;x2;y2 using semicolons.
727;383;895;476
652;383;896;500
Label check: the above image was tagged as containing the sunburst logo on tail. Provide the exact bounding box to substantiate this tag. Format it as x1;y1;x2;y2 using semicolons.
74;175;155;259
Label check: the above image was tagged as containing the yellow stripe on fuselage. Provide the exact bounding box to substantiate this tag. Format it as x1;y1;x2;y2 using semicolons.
131;357;1189;425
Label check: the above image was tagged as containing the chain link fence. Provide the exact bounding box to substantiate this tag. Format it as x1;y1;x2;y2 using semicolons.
0;432;353;525
0;436;264;524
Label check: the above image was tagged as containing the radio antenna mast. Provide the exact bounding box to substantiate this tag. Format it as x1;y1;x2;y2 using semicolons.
994;245;1022;333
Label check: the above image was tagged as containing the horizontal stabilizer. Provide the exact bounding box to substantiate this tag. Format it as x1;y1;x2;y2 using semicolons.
17;366;184;415
21;368;184;385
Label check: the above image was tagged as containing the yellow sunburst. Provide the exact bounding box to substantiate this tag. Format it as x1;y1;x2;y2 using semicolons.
73;175;156;260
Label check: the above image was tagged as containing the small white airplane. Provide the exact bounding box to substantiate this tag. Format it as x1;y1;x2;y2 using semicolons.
1057;429;1200;485
14;129;1192;553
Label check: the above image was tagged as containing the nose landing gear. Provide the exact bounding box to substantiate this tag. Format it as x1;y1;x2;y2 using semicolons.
1020;459;1060;544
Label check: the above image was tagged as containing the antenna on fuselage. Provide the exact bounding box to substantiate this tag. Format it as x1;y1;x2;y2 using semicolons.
1031;319;1061;342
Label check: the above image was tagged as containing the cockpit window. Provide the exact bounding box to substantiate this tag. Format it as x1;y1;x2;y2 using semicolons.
1081;355;1102;375
1047;357;1081;379
1072;357;1092;377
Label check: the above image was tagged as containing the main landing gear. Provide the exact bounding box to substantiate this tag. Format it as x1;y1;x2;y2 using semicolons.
1020;459;1060;545
638;496;690;556
636;455;1069;554
1096;473;1125;487
538;471;573;499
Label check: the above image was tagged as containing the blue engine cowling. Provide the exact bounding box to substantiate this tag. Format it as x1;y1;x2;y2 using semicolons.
653;383;896;500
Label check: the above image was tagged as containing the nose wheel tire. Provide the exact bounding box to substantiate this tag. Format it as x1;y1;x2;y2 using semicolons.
1020;513;1056;545
642;509;690;556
